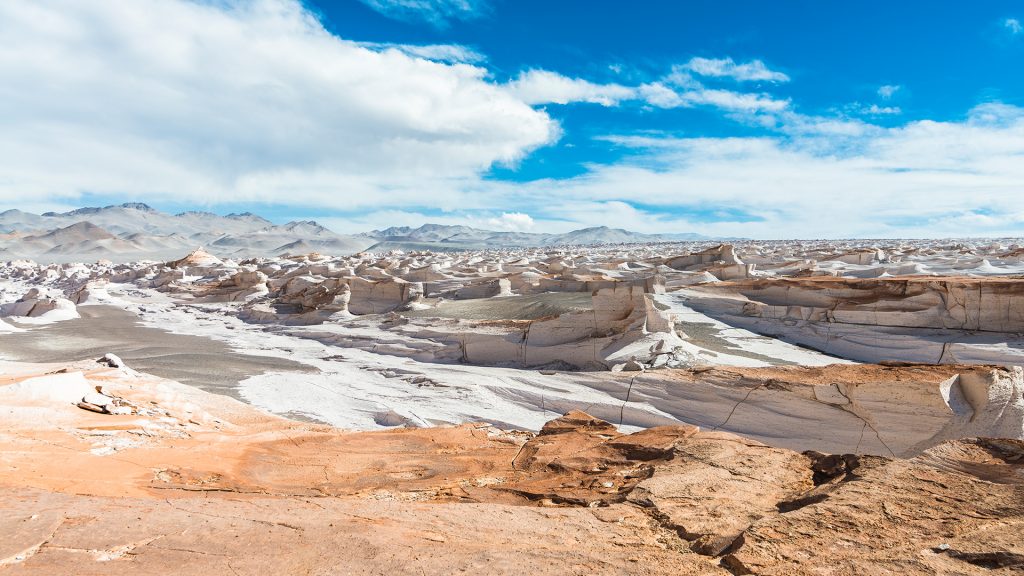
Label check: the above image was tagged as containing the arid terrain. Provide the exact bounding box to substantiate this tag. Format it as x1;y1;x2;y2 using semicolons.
3;236;1024;574
4;0;1023;572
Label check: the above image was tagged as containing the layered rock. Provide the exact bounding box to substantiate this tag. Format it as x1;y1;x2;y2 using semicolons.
727;276;1024;332
664;244;756;280
0;288;78;321
167;247;224;275
347;276;423;315
681;276;1024;365
411;282;685;370
452;278;511;300
618;364;1024;456
2;363;1021;575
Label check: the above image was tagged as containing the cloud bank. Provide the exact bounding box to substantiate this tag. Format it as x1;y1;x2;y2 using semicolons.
0;0;553;210
1;0;1022;239
505;66;791;113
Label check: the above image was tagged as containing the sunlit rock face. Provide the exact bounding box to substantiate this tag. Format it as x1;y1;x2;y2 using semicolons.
1;360;1022;575
681;276;1024;365
346;276;423;315
0;288;78;321
2;239;1024;446
729;277;1024;332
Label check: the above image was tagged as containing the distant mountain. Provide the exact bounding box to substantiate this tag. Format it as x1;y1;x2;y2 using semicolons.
0;204;374;263
359;223;710;251
0;204;719;263
23;221;116;243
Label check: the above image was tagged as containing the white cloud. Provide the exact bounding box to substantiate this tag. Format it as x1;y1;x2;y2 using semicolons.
682;57;790;82
636;82;684;108
277;58;1024;239
357;0;487;27
865;104;901;115
2;0;1019;240
510;102;1024;238
355;42;486;63
0;0;555;210
680;89;790;112
318;210;479;233
846;103;902;116
1005;18;1023;34
318;209;544;234
877;84;901;99
506;70;789;113
486;212;534;231
506;69;636;106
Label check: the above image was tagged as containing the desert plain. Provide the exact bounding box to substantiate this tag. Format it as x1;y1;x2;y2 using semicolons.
1;207;1023;574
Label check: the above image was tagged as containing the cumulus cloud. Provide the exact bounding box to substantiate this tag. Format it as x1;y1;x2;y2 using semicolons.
877;85;901;99
864;104;902;115
505;70;789;112
487;212;535;231
0;0;555;209
1005;18;1023;34
636;82;684;107
357;0;487;27
845;103;902;116
2;0;1019;240
514;102;1024;238
680;89;790;112
354;42;486;63
318;209;542;234
506;69;636;106
681;57;790;82
296;97;1024;241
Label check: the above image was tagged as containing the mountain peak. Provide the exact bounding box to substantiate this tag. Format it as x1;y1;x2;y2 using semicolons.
118;202;156;212
24;220;116;242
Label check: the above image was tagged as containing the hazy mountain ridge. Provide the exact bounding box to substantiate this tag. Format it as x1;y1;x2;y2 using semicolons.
0;204;715;263
360;224;709;250
0;204;374;263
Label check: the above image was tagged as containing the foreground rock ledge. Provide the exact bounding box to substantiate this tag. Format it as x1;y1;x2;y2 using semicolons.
1;361;1022;575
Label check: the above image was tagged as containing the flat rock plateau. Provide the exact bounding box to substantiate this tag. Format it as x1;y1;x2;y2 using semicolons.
3;232;1024;574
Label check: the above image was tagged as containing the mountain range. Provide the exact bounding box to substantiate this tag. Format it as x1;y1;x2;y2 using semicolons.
359;224;707;252
0;204;711;263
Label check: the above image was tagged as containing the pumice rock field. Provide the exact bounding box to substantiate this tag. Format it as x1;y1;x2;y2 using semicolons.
2;231;1024;574
4;1;1024;573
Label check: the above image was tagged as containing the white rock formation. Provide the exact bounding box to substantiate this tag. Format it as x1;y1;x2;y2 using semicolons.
0;288;79;322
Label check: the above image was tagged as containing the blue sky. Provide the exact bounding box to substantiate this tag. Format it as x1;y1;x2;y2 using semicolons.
1;1;1023;238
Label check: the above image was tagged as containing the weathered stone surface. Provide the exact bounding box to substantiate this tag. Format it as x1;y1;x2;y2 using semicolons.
2;364;1021;575
0;288;78;320
453;278;512;300
347;276;423;314
682;276;1024;365
628;432;814;554
722;437;1024;575
623;364;1024;456
702;276;1024;332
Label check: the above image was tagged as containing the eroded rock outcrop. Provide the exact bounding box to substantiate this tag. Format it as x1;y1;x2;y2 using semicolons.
665;244;756;281
347;276;423;315
618;364;1024;457
0;288;78;321
422;282;685;369
728;276;1024;332
682;276;1024;365
3;364;1021;576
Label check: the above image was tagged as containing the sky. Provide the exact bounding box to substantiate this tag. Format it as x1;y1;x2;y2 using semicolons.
1;0;1023;238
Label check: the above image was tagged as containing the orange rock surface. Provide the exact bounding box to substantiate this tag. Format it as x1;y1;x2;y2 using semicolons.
1;361;1022;575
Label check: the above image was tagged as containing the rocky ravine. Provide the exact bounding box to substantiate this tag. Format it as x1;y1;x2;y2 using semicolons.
1;359;1022;575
